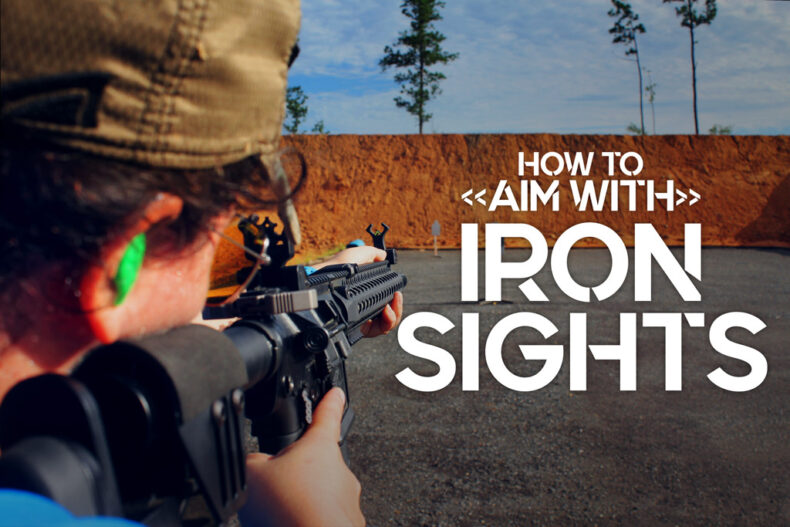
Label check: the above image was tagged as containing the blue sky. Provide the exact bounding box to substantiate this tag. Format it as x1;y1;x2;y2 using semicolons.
288;0;790;135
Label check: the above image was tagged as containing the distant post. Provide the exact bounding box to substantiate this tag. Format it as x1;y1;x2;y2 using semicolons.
431;220;441;257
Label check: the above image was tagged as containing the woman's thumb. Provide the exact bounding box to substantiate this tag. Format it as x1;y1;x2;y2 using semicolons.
246;452;274;464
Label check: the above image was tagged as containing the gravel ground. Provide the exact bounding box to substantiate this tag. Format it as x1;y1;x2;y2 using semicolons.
345;248;789;526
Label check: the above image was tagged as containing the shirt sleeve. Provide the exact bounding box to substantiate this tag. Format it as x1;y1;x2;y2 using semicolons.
0;490;140;527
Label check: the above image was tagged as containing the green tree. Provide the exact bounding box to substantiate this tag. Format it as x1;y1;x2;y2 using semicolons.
311;120;330;134
708;124;732;135
380;0;459;134
608;0;647;135
644;69;657;135
284;86;308;134
664;0;717;135
626;123;647;135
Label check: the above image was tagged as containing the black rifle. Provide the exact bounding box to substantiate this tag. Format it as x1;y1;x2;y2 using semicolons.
0;218;406;525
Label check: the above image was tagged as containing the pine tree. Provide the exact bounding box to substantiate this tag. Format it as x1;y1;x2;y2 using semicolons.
664;0;717;135
608;0;647;135
284;86;308;134
380;0;459;134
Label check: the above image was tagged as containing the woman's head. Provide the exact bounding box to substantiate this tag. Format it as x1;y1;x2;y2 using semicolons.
1;0;302;289
0;0;302;367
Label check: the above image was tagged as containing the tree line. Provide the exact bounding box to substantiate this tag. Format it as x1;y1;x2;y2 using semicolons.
286;0;731;136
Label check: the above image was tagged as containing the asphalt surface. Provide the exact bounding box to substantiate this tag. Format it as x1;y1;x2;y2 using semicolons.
345;248;789;526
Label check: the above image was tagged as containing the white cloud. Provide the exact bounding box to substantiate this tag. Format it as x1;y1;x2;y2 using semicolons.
293;0;402;77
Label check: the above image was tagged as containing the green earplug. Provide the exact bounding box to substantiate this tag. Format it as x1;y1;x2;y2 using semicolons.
113;233;146;306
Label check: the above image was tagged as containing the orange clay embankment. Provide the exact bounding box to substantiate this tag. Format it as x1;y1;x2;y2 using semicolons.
273;134;790;253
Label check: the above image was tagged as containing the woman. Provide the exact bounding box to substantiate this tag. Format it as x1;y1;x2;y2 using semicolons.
0;0;401;524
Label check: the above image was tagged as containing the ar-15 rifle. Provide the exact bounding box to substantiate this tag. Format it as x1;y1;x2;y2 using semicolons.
0;218;406;525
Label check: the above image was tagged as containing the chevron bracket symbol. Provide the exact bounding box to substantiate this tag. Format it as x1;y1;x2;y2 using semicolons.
689;189;700;206
673;187;701;207
462;188;487;207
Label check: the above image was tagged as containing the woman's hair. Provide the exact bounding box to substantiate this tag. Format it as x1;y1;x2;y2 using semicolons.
0;136;284;288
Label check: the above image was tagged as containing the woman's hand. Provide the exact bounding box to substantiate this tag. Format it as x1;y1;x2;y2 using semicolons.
239;388;365;527
312;246;386;269
360;290;402;338
313;246;403;338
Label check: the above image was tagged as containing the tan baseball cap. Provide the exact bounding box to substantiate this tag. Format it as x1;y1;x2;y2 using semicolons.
1;0;301;169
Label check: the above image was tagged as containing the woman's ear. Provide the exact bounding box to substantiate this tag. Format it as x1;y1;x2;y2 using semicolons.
80;194;184;343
